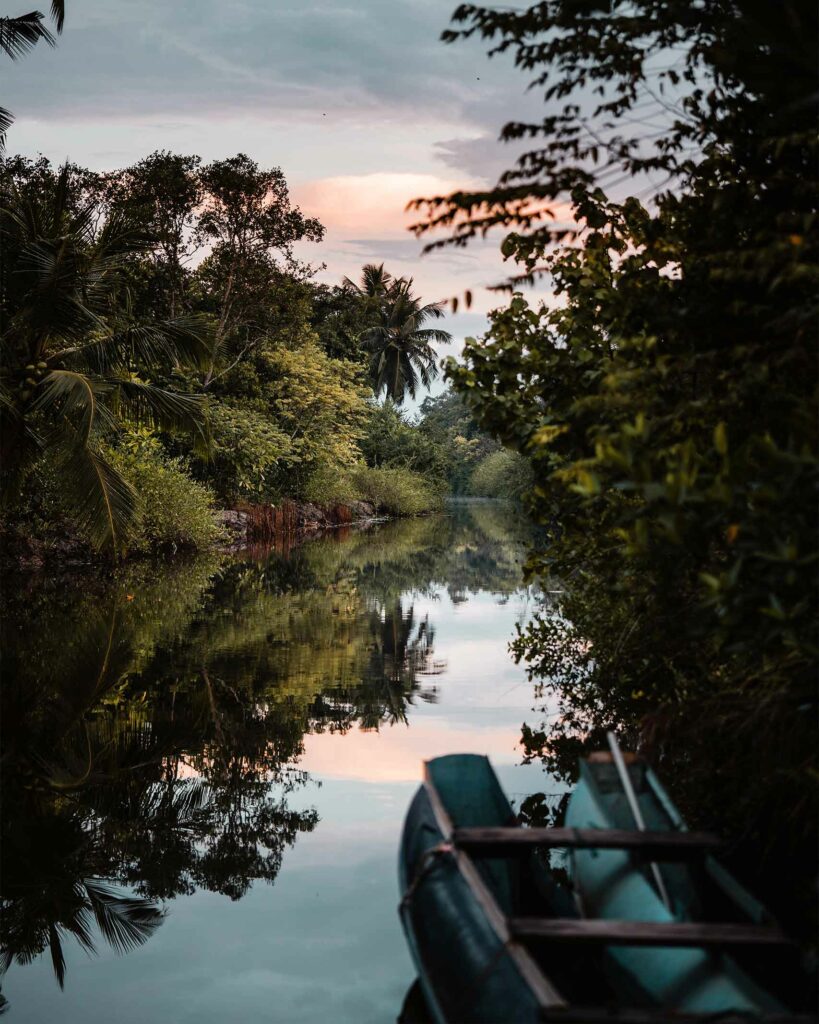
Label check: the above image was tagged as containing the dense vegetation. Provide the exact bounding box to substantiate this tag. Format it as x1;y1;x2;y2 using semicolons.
0;153;498;557
417;0;817;935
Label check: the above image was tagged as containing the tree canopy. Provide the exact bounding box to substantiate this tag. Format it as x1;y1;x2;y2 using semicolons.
0;153;454;555
417;0;817;930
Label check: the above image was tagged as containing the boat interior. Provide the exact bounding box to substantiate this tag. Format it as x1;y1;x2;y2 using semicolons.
425;753;817;1022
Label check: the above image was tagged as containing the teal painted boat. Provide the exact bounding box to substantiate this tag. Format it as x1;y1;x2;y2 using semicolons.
399;751;814;1024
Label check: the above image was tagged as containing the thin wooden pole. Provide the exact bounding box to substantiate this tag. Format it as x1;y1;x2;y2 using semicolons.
606;731;672;912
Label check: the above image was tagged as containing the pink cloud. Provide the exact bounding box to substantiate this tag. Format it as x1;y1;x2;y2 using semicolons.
293;172;474;239
300;718;525;783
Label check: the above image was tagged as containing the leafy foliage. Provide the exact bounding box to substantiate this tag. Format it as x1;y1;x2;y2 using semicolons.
359;401;449;481
0;150;453;555
424;0;817;923
108;437;224;552
0;160;212;551
469;448;532;500
301;462;443;517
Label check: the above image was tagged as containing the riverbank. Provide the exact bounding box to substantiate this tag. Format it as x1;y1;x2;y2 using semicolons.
0;495;431;574
215;498;387;548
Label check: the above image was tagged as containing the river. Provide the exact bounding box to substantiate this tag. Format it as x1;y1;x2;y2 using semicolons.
0;501;562;1022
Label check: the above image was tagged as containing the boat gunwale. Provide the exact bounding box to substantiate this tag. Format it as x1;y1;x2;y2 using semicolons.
420;758;567;1014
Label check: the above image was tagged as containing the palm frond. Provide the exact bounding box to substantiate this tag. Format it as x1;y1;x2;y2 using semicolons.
171;777;212;817
55;437;140;551
65;316;215;373
47;924;66;989
108;379;210;454
344;263;393;297
409;328;452;345
33;370;114;442
84;880;164;957
51;0;65;33
0;105;12;151
63;897;97;957
0;13;55;60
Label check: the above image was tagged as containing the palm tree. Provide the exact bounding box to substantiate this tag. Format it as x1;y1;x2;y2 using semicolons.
0;164;212;551
342;262;392;300
1;3;65;148
361;278;451;405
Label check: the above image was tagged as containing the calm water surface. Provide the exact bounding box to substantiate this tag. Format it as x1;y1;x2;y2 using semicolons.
1;502;561;1022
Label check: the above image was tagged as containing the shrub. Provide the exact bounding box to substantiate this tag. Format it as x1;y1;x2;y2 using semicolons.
301;463;360;506
469;450;533;501
204;401;292;501
350;465;443;517
109;446;224;553
302;462;443;517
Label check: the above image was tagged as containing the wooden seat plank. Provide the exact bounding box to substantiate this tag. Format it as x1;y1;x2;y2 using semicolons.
453;826;721;859
511;917;791;948
539;1009;816;1023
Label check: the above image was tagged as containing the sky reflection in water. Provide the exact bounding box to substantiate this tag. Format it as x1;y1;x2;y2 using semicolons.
1;502;560;1023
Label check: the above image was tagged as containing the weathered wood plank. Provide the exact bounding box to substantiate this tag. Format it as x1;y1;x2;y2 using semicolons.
539;1009;816;1023
511;917;791;948
453;826;721;858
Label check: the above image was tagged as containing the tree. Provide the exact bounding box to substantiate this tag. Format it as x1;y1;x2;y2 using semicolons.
362;278;451;404
309;281;374;362
102;151;203;318
342;262;393;300
0;162;212;551
359;400;450;481
416;0;817;926
195;154;324;382
0;2;64;148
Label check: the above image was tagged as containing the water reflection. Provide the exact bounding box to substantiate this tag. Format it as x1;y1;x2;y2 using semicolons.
0;502;531;1004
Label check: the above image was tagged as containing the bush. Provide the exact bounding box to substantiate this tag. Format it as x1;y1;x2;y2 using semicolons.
469;450;533;500
350;465;443;517
302;462;443;516
204;401;293;501
301;463;360;505
110;446;224;553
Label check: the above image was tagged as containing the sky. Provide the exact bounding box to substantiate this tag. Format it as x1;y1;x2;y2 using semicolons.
5;0;552;396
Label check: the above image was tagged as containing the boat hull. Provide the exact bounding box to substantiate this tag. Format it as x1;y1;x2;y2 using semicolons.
399;755;546;1023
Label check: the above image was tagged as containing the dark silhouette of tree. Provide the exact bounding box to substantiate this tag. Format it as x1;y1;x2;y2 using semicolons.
362;279;451;405
0;165;212;550
0;2;63;147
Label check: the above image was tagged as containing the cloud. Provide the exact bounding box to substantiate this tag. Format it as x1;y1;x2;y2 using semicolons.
6;0;511;125
6;0;551;192
292;172;471;239
7;0;560;363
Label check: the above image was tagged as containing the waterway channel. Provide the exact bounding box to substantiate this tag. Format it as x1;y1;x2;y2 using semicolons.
1;501;563;1022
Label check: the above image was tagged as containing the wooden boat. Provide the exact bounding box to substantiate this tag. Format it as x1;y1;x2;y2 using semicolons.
398;749;815;1024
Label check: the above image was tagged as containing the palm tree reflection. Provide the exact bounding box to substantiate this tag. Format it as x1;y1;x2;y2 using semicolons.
1;506;530;996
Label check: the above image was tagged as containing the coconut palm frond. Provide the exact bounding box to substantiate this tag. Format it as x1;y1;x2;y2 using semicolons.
0;105;12;150
62;898;97;957
108;379;210;455
343;262;393;297
83;880;164;957
47;923;67;989
67;315;215;374
0;13;55;60
33;370;115;440
407;327;452;345
51;0;65;34
170;777;212;817
55;438;140;551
